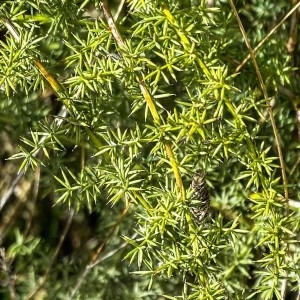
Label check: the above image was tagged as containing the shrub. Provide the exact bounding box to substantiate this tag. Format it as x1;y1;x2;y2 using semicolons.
0;0;299;299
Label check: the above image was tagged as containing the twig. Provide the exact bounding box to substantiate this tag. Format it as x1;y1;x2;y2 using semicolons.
229;0;289;202
1;17;66;95
100;0;185;199
25;208;75;300
286;0;299;59
235;2;300;73
68;204;131;299
0;106;68;212
0;16;71;212
0;248;16;300
229;2;291;298
114;0;126;21
90;232;138;267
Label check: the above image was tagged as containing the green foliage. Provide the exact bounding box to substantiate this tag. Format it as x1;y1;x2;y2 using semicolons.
0;0;299;299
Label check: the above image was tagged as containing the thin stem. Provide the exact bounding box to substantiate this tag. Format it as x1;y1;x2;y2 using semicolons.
161;3;212;80
235;2;300;73
100;0;185;199
0;106;68;212
68;204;131;299
25;208;75;300
229;1;291;298
229;0;289;203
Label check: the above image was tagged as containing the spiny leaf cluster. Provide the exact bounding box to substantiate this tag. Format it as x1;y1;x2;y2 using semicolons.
0;0;299;299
